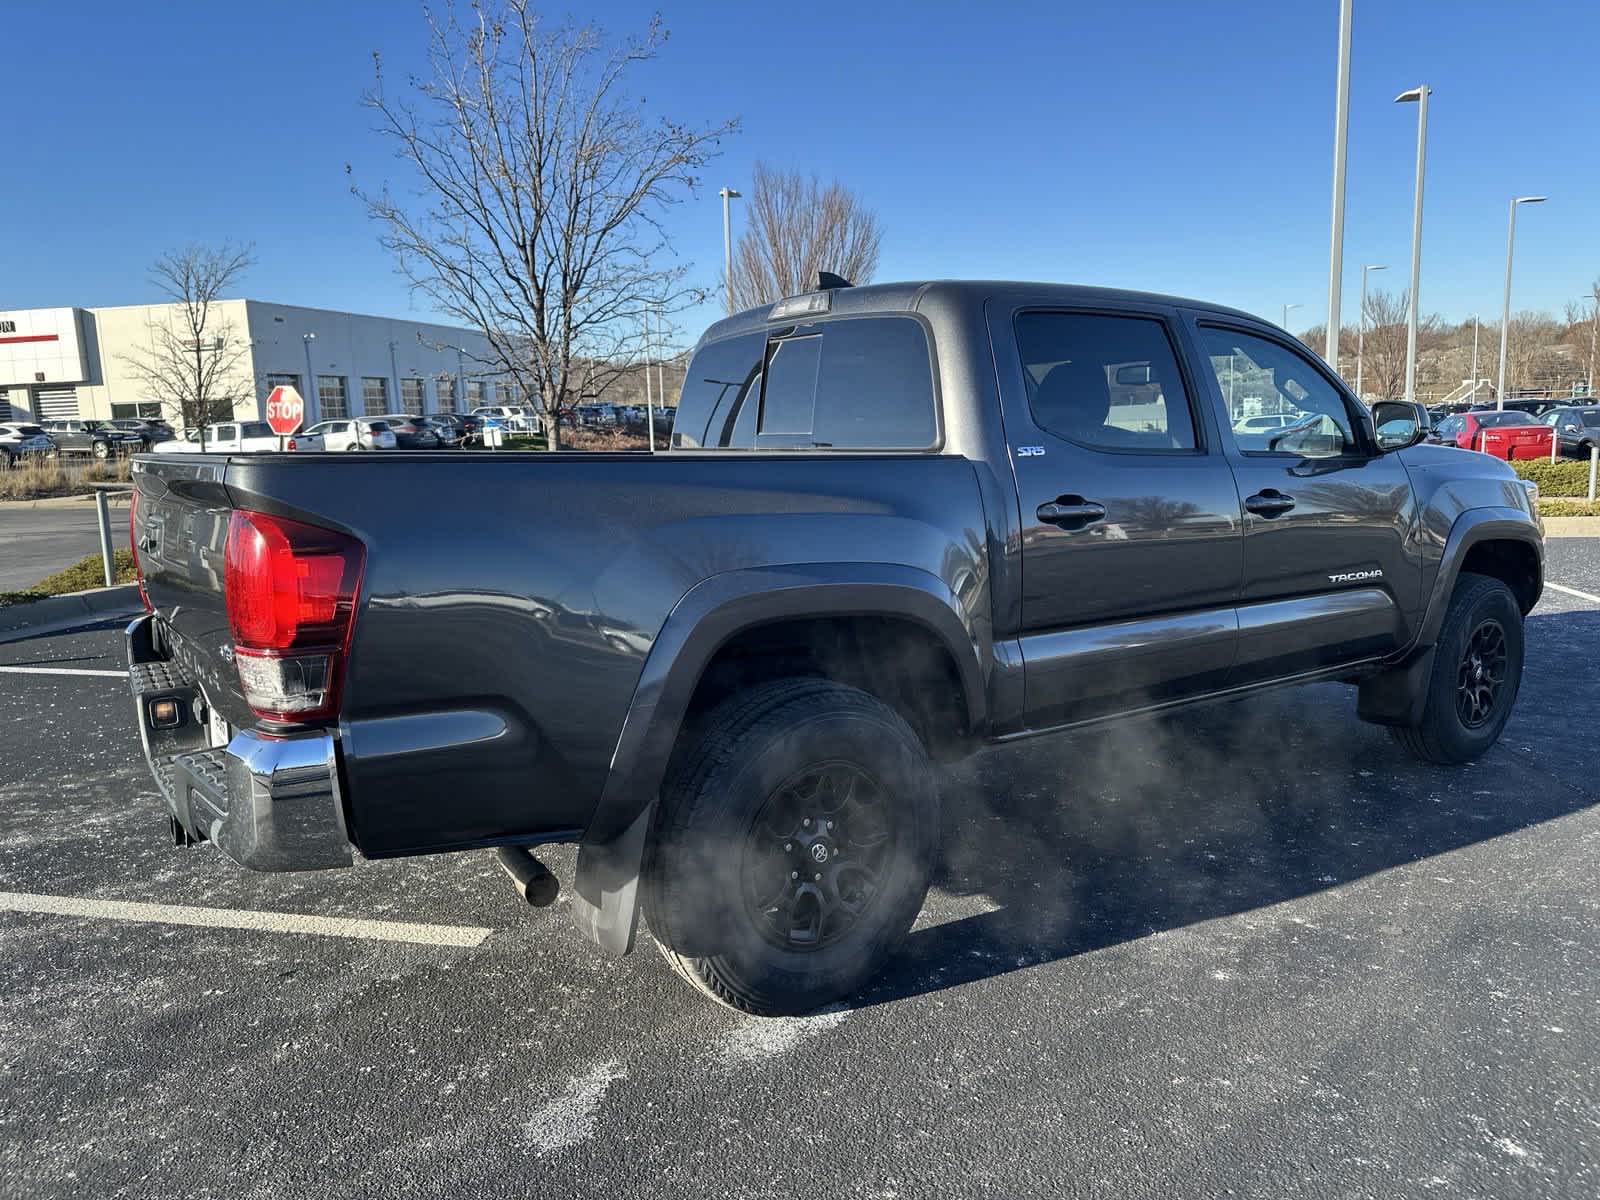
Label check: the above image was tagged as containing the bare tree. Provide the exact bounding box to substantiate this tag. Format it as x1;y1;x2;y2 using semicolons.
121;244;257;445
1358;288;1440;401
728;162;883;311
356;2;734;449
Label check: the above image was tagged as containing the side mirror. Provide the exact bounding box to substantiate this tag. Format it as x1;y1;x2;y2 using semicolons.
1114;363;1152;386
1372;400;1428;451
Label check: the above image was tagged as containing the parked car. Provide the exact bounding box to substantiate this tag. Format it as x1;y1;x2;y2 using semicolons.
379;414;443;449
301;418;398;452
1540;406;1600;458
126;278;1543;1016
0;422;55;467
40;418;141;458
1429;410;1556;459
471;404;542;434
106;418;177;450
412;416;458;447
151;421;319;454
1479;398;1562;418
1232;413;1297;434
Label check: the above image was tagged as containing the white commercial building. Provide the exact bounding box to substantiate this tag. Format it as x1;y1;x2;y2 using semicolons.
0;301;508;429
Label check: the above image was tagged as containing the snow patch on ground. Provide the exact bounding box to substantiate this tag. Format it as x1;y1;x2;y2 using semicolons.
722;1006;849;1063
521;1060;626;1156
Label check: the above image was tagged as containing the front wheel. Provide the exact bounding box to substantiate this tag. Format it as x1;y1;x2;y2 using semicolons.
92;441;109;459
1391;572;1524;764
645;679;938;1016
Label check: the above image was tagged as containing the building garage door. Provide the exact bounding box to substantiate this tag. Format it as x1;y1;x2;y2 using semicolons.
33;387;80;420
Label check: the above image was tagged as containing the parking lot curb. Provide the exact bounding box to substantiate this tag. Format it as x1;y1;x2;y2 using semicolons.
0;585;142;644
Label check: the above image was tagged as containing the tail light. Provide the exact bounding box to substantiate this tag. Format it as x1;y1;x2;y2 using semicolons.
224;510;365;722
286;437;298;451
129;489;151;612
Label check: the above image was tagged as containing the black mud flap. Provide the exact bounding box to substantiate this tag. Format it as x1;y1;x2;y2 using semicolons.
1357;644;1437;727
569;801;655;957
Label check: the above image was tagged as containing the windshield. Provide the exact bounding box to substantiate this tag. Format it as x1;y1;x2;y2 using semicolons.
1476;412;1537;427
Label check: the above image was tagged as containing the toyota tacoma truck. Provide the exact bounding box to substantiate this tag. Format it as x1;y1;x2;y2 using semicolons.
125;280;1543;1015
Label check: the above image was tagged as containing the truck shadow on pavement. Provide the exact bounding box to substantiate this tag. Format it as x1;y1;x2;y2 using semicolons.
857;606;1598;1008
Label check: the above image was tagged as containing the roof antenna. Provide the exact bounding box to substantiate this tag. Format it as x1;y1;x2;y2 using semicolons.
816;271;853;290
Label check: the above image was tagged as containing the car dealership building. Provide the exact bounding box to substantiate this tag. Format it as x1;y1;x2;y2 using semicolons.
0;301;504;429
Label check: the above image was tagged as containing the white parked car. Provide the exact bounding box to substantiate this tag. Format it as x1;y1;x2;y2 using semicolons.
302;417;398;452
471;405;542;434
1232;413;1298;434
153;421;322;454
0;422;55;468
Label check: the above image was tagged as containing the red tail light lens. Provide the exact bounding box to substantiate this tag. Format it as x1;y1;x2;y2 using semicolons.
224;510;365;721
129;489;151;612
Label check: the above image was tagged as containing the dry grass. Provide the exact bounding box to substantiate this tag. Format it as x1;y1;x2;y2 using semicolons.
0;455;132;501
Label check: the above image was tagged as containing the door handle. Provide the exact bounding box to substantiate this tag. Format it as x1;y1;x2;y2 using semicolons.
1037;498;1107;529
1245;490;1296;516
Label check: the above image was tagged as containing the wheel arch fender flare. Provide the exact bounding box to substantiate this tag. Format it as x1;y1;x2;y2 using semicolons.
1417;508;1543;647
569;561;989;956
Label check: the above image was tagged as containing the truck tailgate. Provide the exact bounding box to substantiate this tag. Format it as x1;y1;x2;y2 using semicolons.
131;457;259;731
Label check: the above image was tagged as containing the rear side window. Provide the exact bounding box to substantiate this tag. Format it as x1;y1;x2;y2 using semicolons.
672;316;937;451
241;422;272;438
1582;411;1600;428
1015;312;1197;451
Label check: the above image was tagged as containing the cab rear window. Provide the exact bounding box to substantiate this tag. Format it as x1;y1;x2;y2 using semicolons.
671;316;937;451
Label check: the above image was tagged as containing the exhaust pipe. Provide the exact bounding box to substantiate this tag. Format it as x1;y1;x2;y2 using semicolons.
495;846;560;907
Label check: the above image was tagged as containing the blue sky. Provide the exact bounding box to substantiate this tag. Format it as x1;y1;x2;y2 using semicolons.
4;0;1596;350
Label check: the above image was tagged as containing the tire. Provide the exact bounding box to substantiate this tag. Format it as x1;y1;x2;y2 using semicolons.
1390;572;1524;765
644;679;938;1016
345;442;361;452
92;441;109;459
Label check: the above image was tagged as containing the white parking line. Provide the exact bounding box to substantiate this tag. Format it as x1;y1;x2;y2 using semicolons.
0;892;493;948
0;665;127;678
1545;582;1600;606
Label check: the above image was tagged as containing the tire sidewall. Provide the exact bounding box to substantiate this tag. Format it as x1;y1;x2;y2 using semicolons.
1427;577;1524;758
653;691;937;1010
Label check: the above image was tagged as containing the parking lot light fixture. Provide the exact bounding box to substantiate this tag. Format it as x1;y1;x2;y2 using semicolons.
719;187;741;314
1395;85;1430;404
1282;302;1302;332
1356;264;1387;401
302;333;317;423
1496;195;1547;409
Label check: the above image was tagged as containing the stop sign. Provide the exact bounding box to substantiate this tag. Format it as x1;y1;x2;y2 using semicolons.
265;385;305;436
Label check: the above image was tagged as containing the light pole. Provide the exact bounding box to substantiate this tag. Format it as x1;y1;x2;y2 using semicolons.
1470;314;1480;402
1282;302;1302;332
387;339;401;411
1395;85;1430;403
1324;0;1353;367
1588;297;1597;397
1496;195;1547;409
1355;264;1387;401
301;333;318;422
719;186;741;314
643;310;655;453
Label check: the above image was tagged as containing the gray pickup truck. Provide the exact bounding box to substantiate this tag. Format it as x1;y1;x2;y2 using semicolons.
126;280;1543;1015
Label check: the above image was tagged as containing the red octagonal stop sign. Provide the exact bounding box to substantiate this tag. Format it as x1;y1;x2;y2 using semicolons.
265;384;305;436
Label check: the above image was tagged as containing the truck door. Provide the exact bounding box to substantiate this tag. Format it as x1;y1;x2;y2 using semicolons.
1182;318;1422;684
990;302;1244;727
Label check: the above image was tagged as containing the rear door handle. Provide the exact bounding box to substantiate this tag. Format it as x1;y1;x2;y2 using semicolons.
1037;498;1107;529
1245;490;1295;517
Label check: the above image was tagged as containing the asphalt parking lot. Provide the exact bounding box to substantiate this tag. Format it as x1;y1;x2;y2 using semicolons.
2;542;1598;1200
0;501;117;591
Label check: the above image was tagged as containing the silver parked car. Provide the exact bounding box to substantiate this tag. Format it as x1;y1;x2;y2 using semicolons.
302;418;398;451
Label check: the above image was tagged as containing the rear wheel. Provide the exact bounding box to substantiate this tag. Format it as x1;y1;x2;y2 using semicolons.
345;443;361;452
1391;572;1524;764
645;679;937;1016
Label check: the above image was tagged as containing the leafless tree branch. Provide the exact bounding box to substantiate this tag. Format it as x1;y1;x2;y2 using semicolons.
353;1;736;447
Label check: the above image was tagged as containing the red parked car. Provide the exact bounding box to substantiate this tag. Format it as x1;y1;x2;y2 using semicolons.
1428;410;1555;460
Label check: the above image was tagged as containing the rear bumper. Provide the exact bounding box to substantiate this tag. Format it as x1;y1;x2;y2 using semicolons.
126;615;353;871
